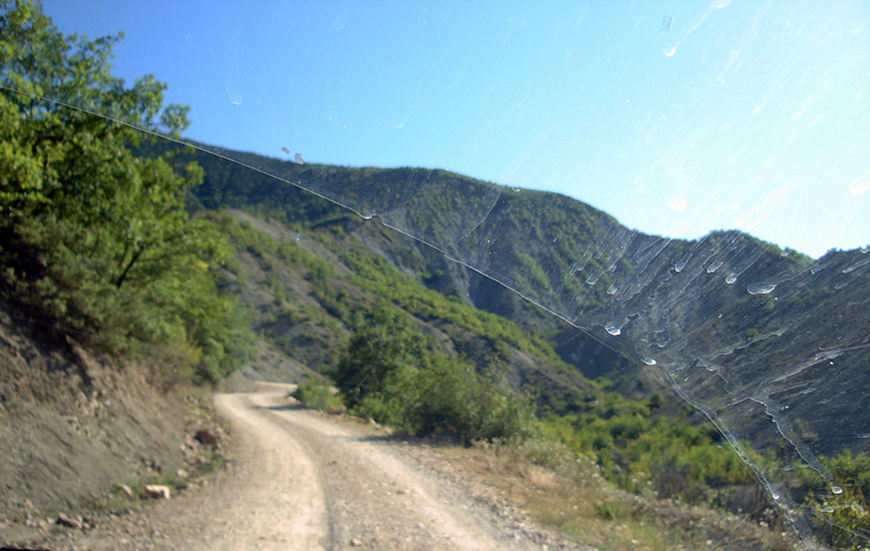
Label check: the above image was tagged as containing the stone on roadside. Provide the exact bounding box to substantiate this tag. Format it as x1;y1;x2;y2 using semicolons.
144;484;171;499
195;428;223;448
57;512;82;529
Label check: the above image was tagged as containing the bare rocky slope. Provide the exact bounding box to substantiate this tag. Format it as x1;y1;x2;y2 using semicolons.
0;303;213;529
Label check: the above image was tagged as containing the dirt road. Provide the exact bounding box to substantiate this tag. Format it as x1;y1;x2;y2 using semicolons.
5;383;591;550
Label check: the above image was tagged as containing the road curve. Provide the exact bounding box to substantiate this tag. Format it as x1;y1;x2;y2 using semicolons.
5;383;590;550
214;383;584;550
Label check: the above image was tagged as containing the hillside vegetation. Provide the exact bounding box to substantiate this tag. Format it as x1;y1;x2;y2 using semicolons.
3;3;869;549
0;1;255;384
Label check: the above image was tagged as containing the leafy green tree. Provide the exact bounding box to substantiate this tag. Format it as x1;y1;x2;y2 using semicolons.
332;302;418;407
0;0;254;382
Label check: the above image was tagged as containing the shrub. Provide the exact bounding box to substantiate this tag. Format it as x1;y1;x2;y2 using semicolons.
292;377;343;411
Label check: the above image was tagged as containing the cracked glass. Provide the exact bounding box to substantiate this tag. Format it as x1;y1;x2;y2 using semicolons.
11;1;870;547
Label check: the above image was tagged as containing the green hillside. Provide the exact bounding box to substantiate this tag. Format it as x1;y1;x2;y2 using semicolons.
4;4;869;547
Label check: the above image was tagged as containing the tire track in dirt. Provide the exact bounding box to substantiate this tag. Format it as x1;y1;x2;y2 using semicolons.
232;383;587;550
212;389;327;550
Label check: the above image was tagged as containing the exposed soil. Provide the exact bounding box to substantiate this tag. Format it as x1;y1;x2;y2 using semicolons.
0;306;193;522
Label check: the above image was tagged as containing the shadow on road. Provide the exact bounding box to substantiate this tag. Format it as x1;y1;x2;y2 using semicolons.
259;403;307;412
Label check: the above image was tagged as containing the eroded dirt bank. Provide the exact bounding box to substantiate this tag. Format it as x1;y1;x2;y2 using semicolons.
0;306;193;524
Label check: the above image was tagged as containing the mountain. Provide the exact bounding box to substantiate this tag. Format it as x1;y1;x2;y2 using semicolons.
146;141;870;462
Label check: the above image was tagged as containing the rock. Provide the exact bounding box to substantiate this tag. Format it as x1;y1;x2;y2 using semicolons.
144;484;171;499
350;538;362;547
57;513;83;529
326;405;347;415
195;428;223;447
142;455;163;473
176;469;189;479
119;484;133;497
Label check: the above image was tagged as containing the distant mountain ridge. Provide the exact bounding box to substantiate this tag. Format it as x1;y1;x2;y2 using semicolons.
148;140;869;462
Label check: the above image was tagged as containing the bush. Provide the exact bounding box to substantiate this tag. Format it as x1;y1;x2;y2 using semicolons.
409;356;533;444
291;377;343;411
332;302;534;444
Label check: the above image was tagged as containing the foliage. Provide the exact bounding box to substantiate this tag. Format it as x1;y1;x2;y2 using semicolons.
331;301;420;407
791;450;870;550
291;377;343;411
331;301;534;444
539;390;754;505
809;484;870;551
0;1;254;382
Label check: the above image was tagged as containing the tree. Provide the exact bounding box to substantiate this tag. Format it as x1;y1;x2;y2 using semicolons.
332;302;418;407
0;0;254;381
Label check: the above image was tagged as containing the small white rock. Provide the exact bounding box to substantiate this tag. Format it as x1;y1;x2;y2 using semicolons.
144;484;171;499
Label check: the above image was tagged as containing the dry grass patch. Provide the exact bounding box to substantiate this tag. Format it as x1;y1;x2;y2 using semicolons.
439;438;802;551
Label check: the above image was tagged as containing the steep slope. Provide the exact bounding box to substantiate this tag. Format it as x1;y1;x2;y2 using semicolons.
0;303;189;519
205;209;596;411
150;141;870;463
148;141;635;390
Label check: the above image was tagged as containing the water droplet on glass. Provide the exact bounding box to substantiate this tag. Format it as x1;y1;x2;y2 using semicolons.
674;253;691;273
772;493;781;501
821;506;835;513
725;274;737;284
832;486;843;495
747;283;776;295
512;187;521;192
640;357;657;366
843;258;870;273
607;284;619;295
226;88;242;105
648;328;670;348
706;261;723;274
586;274;601;285
834;282;846;290
604;323;622;336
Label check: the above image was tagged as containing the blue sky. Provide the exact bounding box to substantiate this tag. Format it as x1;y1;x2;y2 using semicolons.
43;1;870;257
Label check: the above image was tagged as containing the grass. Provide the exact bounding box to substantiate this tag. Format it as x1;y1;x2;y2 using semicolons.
435;437;800;551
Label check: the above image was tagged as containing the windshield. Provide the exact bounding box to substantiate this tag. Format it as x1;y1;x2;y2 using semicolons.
24;1;870;548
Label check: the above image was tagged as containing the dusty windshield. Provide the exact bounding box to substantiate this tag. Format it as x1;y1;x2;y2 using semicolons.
7;1;870;549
